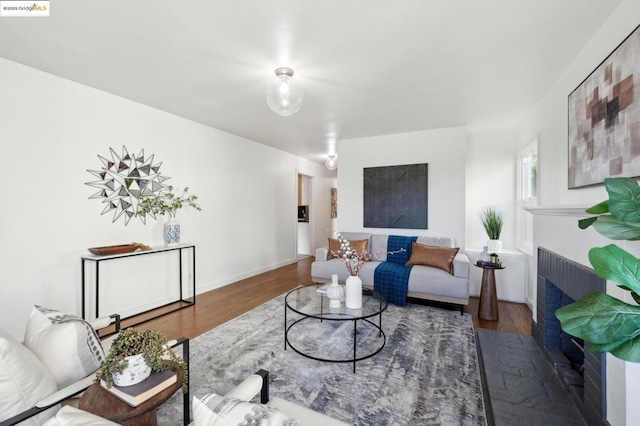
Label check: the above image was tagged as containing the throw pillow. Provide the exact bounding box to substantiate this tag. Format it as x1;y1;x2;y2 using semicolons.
405;243;460;274
193;394;302;426
0;328;58;426
327;238;369;260
24;305;105;388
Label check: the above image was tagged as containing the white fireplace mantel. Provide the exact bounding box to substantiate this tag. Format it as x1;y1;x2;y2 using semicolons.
525;205;591;217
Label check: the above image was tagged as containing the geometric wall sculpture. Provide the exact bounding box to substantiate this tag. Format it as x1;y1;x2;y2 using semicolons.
86;146;170;225
363;163;428;229
568;24;640;189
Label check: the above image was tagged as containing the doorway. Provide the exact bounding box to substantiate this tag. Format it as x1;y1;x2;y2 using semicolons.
297;174;312;259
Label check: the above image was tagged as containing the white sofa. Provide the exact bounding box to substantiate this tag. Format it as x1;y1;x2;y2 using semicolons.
311;232;470;310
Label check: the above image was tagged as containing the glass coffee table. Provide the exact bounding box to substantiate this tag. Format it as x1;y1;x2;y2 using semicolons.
284;284;387;373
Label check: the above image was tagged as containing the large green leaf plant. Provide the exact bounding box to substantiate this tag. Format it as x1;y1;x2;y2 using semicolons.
556;177;640;362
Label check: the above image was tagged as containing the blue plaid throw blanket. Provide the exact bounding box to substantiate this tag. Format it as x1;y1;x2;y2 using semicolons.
374;236;417;306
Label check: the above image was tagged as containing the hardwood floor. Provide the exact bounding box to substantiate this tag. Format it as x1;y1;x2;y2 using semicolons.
133;257;532;341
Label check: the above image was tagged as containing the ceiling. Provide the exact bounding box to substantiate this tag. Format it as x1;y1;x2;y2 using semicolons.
0;1;621;164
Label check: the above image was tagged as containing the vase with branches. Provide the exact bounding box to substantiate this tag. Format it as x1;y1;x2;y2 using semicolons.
138;186;201;247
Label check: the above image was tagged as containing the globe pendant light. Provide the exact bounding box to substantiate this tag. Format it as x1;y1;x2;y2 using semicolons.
325;154;337;170
266;67;303;116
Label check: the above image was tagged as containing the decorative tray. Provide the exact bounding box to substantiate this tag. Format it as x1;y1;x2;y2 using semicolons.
475;260;503;268
88;242;151;256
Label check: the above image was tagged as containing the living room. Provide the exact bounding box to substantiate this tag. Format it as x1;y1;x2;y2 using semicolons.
1;0;640;425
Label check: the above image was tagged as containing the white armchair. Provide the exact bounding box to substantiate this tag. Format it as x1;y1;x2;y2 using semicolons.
0;308;190;426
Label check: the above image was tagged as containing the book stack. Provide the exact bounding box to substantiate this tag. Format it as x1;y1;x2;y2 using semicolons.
100;369;177;407
476;260;502;267
316;283;331;295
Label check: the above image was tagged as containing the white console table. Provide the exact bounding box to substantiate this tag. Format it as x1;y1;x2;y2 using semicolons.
81;244;196;326
465;248;526;303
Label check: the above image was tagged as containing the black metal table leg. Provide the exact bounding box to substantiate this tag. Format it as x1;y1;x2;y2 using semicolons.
353;320;357;373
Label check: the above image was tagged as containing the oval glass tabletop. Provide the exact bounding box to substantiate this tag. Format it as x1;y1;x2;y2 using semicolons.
285;284;387;320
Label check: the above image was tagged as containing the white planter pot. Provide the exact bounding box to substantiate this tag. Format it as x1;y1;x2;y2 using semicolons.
112;354;151;387
487;239;502;252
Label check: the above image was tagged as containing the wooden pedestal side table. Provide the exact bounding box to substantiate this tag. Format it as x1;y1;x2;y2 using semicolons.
475;263;505;321
78;364;184;426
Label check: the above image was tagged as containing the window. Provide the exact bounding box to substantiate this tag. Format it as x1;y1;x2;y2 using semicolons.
517;140;538;255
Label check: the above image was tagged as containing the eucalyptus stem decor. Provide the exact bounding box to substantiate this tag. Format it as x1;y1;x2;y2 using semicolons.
479;207;504;240
556;177;640;362
97;328;188;392
138;186;201;219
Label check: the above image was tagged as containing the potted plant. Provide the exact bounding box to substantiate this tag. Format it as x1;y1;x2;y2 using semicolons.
97;328;188;392
480;206;505;251
138;186;201;247
556;177;640;362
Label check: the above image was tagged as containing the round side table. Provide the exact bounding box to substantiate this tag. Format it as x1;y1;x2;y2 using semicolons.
475;263;505;321
78;363;184;426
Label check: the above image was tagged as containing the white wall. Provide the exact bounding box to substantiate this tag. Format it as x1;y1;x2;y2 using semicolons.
0;58;333;339
465;128;518;250
336;127;467;246
517;0;640;424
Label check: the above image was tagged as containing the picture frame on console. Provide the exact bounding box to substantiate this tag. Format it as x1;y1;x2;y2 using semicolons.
567;24;640;189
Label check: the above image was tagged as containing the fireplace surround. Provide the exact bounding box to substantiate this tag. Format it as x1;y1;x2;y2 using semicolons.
533;247;607;426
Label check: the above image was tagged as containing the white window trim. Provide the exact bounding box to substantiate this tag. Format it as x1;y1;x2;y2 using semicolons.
517;139;538;256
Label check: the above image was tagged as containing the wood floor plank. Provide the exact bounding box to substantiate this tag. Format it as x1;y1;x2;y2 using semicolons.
134;257;532;340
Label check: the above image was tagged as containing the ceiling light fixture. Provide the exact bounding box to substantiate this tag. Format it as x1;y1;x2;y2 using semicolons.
325;154;337;170
266;67;303;116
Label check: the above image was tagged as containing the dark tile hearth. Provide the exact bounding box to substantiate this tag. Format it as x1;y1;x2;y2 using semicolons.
477;329;586;426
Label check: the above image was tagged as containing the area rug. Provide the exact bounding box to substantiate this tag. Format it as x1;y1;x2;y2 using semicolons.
157;294;486;425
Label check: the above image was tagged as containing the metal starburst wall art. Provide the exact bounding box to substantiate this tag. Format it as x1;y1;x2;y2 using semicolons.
86;146;171;225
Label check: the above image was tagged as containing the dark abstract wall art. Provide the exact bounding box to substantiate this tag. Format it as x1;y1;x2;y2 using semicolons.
363;163;428;229
568;24;640;189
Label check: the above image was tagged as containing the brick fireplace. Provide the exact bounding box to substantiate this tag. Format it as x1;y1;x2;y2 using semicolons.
533;247;607;426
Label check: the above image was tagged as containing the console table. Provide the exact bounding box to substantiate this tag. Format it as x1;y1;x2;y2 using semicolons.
81;244;196;326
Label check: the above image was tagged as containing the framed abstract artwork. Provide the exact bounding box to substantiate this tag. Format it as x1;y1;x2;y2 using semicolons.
363;163;428;229
568;24;640;189
331;188;338;219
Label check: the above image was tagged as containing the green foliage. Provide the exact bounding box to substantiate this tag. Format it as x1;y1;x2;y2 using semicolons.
138;186;202;218
96;328;188;392
479;206;504;240
556;177;640;362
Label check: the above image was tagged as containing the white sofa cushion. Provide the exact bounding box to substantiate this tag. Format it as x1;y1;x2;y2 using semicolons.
267;397;351;426
193;394;302;426
24;305;105;389
42;406;119;426
0;328;58;426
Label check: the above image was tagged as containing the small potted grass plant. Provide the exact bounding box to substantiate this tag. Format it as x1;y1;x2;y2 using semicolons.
97;328;188;393
480;206;505;251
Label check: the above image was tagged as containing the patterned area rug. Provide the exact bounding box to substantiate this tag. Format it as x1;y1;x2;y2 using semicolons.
157;294;486;425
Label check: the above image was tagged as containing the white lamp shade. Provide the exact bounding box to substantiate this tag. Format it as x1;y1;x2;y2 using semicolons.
266;67;303;116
